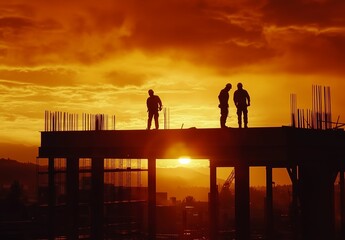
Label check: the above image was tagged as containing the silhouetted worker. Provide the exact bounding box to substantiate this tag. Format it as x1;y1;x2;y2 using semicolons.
147;89;163;130
233;83;250;128
218;83;232;128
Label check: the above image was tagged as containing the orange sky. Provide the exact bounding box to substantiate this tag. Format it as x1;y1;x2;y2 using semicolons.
1;0;345;174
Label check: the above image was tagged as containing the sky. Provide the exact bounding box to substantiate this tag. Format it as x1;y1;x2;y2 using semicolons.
1;0;345;171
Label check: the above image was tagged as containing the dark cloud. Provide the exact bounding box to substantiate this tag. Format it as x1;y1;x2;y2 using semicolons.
0;0;344;74
261;0;345;27
119;0;274;71
0;16;33;28
0;3;35;18
279;31;345;74
1;1;271;68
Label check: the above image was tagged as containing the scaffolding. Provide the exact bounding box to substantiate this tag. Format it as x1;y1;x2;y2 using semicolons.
37;111;148;239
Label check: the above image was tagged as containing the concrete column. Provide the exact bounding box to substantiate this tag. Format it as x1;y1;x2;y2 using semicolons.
91;158;104;240
299;162;335;239
287;166;299;238
235;162;250;240
48;157;55;240
66;157;79;240
148;157;156;239
265;166;273;239
340;171;345;239
209;161;218;239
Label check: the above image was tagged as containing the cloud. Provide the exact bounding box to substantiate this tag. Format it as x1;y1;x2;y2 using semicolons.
0;1;278;70
0;67;78;86
262;25;345;74
1;0;345;146
1;0;344;75
262;0;345;27
104;70;153;87
0;16;34;28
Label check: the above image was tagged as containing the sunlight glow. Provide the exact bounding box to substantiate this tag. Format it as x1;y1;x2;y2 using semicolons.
178;157;191;165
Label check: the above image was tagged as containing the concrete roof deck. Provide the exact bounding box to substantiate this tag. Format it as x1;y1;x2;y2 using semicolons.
39;126;345;167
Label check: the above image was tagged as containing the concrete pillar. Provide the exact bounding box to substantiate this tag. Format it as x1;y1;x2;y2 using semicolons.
299;162;335;239
235;162;250;240
265;166;273;239
48;157;55;240
287;166;299;238
91;158;104;240
148;158;156;239
209;161;218;239
340;171;345;239
66;157;79;240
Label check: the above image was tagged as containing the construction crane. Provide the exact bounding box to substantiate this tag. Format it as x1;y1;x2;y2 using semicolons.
220;169;235;194
218;169;235;229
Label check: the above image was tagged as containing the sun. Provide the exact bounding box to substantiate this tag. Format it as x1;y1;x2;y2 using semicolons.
178;157;191;165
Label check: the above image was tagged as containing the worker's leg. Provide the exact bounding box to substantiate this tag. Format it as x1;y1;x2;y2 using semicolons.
243;109;248;128
147;112;153;130
220;108;228;128
154;112;159;129
237;109;242;128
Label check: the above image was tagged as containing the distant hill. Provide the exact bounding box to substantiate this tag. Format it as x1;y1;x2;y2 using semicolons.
0;142;37;164
0;158;290;202
0;158;223;201
156;167;226;201
157;167;224;187
0;158;37;200
0;158;37;185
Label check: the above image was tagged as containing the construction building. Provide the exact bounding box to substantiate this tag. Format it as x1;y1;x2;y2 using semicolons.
37;85;345;239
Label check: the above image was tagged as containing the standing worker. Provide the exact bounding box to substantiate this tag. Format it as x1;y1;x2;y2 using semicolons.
233;83;250;128
146;89;163;130
218;83;232;128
